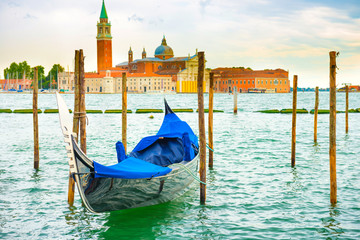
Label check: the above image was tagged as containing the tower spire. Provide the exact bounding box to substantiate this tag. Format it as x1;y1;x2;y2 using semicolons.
142;48;146;59
100;0;108;19
161;35;167;46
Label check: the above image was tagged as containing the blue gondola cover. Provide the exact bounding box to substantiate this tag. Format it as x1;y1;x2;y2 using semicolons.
93;100;198;179
93;157;172;179
129;111;198;166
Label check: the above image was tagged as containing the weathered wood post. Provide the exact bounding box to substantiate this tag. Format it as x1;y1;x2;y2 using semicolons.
33;67;39;169
234;86;237;114
122;72;127;152
68;50;80;206
79;49;86;153
291;75;298;168
329;51;337;205
314;86;319;143
208;72;214;168
345;85;349;134
197;51;206;204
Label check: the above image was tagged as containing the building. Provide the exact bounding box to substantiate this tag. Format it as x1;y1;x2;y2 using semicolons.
58;71;75;91
212;68;290;93
338;85;360;92
84;71;173;93
96;0;112;73
116;37;210;93
0;78;32;90
82;1;210;94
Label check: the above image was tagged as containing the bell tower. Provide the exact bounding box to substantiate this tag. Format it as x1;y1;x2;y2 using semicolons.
128;47;133;63
142;48;146;59
97;0;112;73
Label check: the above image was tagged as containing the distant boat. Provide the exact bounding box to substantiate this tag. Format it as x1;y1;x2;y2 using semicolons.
56;93;199;213
248;88;266;93
40;89;49;93
146;90;176;95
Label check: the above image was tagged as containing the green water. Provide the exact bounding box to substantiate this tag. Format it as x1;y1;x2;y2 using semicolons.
1;92;359;239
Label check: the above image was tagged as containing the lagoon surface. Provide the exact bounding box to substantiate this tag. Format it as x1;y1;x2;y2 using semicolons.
1;92;360;239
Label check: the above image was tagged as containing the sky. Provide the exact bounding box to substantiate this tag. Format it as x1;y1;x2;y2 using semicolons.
0;0;359;88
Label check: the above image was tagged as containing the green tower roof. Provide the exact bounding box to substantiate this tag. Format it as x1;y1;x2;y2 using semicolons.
100;0;108;19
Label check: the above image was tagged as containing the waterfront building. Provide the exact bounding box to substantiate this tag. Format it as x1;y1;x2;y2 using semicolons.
116;37;210;93
212;68;290;93
84;71;173;93
338;85;360;92
58;71;75;91
85;1;207;93
0;78;32;91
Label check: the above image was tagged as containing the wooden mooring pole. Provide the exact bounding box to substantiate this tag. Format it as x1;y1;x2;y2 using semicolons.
234;86;237;114
33;67;39;169
345;85;349;134
314;86;319;143
79;49;86;153
291;75;297;168
122;72;127;152
68;50;80;206
197;51;206;204
329;51;337;205
208;72;214;168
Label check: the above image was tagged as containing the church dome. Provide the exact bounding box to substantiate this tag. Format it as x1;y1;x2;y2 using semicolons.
154;36;174;60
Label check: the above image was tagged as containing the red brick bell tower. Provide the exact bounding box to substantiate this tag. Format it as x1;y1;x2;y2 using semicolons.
96;0;112;73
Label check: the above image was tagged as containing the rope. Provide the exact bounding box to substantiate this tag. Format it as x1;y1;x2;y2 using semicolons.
206;144;214;152
171;163;207;185
73;111;89;125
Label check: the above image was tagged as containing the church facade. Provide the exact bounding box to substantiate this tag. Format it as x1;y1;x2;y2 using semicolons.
80;0;209;94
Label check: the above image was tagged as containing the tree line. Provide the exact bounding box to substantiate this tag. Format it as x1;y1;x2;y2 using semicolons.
3;61;65;89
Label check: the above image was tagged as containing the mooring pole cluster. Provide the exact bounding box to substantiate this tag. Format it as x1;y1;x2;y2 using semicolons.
79;50;87;153
68;49;86;206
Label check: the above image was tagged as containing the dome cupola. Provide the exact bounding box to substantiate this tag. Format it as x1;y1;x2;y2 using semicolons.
154;36;174;60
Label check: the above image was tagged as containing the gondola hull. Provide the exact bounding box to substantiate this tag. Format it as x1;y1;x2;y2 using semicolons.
73;136;199;213
56;92;199;213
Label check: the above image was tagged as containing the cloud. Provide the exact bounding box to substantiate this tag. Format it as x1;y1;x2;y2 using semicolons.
8;1;20;8
148;17;164;26
199;0;211;13
24;13;37;19
128;14;144;22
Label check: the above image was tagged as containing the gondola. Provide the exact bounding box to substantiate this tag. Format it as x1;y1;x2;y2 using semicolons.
56;92;199;213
